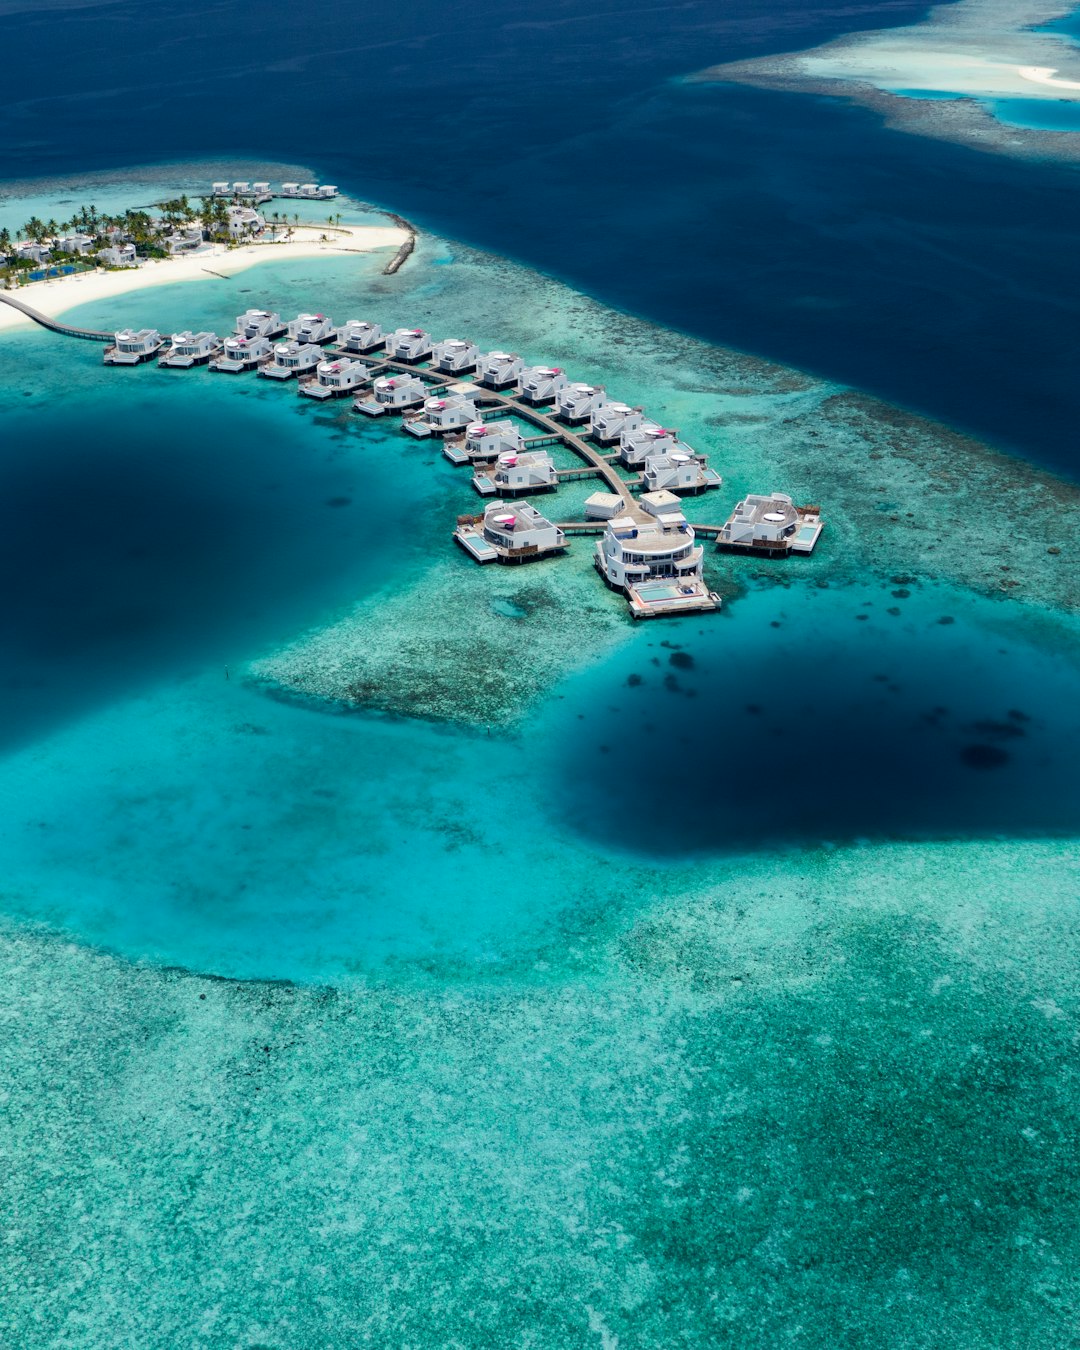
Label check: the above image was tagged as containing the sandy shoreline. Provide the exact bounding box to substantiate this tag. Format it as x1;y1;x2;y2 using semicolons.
0;222;408;335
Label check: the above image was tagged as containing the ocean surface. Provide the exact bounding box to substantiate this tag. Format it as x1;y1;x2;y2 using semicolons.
3;0;1080;1345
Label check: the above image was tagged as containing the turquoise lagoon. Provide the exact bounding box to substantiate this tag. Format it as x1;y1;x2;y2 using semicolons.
3;178;1080;1345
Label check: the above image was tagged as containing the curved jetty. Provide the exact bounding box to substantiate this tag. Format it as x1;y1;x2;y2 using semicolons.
0;292;111;342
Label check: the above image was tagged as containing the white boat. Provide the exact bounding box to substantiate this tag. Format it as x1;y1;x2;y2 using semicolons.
354;374;428;415
589;400;644;445
555;381;606;425
430;339;479;375
299;357;371;399
518;365;568;406
287;313;337;345
259;341;324;380
464;419;525;461
594;493;720;619
386;328;433;363
641;451;720;495
476;351;523;390
158;330;223;368
718;492;823;556
617;423;681;469
210;334;274;373
473;449;558;497
235;308;286;340
341;320;386;354
455;500;566;564
103;328;164;366
403;392;480;437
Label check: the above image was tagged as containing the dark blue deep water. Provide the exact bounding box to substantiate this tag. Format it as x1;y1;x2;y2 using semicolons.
5;0;1080;474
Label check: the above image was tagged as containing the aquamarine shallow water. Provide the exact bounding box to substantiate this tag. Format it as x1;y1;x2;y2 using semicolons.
4;168;1080;1346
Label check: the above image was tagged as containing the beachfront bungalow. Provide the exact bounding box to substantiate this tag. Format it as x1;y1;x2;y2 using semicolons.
354;373;428;415
403;392;480;438
464;419;526;461
287;313;337;345
164;227;204;255
431;339;479;375
518;365;568;406
617;423;681;469
717;492;824;556
159;330;223;368
589;401;644;446
474;449;558;497
555;382;606;425
210;335;274;373
227;205;265;238
476;351;523;390
16;242;51;265
260;341;324;380
299;357;371;399
103;328;164;366
455;500;566;565
641;452;720;496
595;493;720;619
236;308;286;340
98;243;137;268
55;233;94;256
341;320;385;353
387;327;433;363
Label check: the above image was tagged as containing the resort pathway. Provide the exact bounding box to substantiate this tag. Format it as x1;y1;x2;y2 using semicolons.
0;291;112;342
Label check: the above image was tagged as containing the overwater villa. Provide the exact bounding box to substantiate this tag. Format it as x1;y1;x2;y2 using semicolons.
210;335;274;373
403;392;480;438
555;381;606;425
236;309;286;340
472;449;558;498
103;328;164;365
299;357;371;399
617;423;682;469
341;320;385;353
477;351;524;390
354;374;428;416
717;492;824;556
158;330;222;368
386;328;433;363
288;313;337;345
641;451;721;495
589;400;644;446
518;366;568;406
595;493;720;619
232;181;250;195
280;183;300;197
455;501;566;564
431;339;480;375
212;181;231;196
259;341;324;380
463;419;526;461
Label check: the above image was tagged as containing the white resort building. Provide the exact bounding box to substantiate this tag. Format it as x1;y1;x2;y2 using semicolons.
299;357;371;399
159;330;222;368
455;501;566;564
431;339;480;375
341;320;385;353
403;392;480;438
476;351;523;390
555;382;606;425
354;374;428;415
595;493;720;619
518;366;568;406
210;334;274;373
589;401;644;445
387;328;432;363
287;313;337;345
56;233;93;256
227;205;265;238
641;451;721;495
617;424;682;469
260;341;324;380
236;309;286;340
103;328;164;365
718;492;823;556
464;419;526;461
164;227;204;256
98;243;137;268
472;449;558;497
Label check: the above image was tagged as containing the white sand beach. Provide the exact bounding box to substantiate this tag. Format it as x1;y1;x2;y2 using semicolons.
0;222;408;335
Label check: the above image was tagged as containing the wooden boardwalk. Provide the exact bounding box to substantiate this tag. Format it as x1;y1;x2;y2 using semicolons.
0;292;113;342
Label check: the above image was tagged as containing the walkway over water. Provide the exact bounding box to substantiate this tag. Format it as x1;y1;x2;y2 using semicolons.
0;292;113;342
